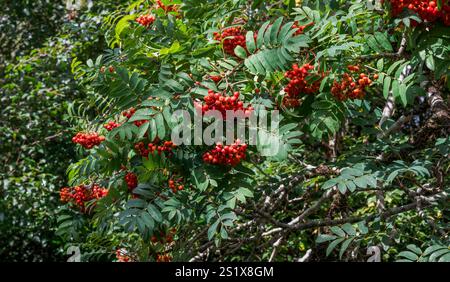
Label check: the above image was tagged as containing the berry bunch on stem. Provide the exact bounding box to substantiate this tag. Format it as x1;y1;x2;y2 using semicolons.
72;132;105;149
125;172;138;191
387;0;450;26
60;184;108;212
168;177;184;193
134;140;176;158
136;14;156;28
196;90;254;118
214;26;247;56
283;63;322;107
203;140;247;166
331;65;375;101
104;121;121;131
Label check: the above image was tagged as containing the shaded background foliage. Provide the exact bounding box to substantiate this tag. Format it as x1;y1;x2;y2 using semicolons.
0;0;129;261
0;0;65;70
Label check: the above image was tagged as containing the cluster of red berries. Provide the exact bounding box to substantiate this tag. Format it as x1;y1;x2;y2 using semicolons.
214;26;247;56
136;14;156;28
134;140;176;157
116;249;132;262
156;0;178;13
156;253;172;262
284;63;322;101
387;0;450;26
196;90;254;118
122;108;148;127
151;228;176;244
125;172;138;191
168;177;184;193
292;21;314;35
331;65;375;101
203;140;247;166
60;184;108;211
104;121;121;131
72;132;105;149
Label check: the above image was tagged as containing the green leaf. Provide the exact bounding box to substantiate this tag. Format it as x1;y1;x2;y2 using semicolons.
155;113;166;139
257;21;271;49
330;226;346;237
374;32;393;52
234;45;248;59
337;182;347;194
147;204;163;222
377;58;384;70
326;238;345;256
237;187;254;198
116;67;129;83
341;223;356;236
387;60;405;75
339;238;355;259
316;234;337;243
423;245;447;256
164;79;184;92
354;176;368;189
140;211;155;230
438;253;450;262
138;122;150;138
406;245;422;255
398;251;419;261
322;179;338;189
391;80;400;100
399;83;408;106
383;76;392;99
357;221;368;234
220;226;229;239
208;219;220;240
114;15;135;44
246;31;256;53
429;249;449;262
270;17;284;45
126;199;146;209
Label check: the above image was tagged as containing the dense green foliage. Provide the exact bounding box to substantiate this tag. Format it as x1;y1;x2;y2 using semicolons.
0;0;65;69
1;0;449;262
